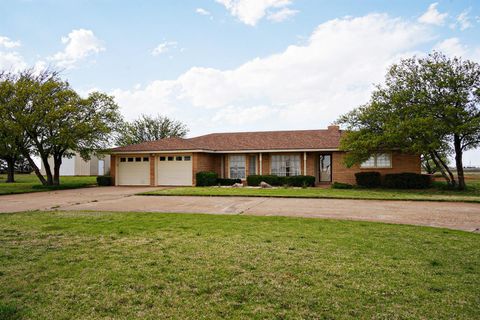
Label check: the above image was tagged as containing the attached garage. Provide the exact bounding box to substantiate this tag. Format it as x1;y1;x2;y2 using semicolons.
157;155;192;186
117;156;150;186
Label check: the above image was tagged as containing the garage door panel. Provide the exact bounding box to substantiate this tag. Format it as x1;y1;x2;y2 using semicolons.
118;156;150;186
157;155;192;186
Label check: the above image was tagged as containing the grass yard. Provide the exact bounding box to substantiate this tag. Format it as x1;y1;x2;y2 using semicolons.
143;178;480;203
0;174;96;196
0;211;479;319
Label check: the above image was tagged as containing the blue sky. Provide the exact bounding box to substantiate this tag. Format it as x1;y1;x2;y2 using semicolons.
1;0;480;165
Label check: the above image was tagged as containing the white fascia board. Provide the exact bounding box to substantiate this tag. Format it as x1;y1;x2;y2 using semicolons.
110;148;340;155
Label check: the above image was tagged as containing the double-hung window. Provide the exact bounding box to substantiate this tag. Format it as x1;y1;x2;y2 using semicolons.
271;155;301;176
360;153;392;168
229;155;246;179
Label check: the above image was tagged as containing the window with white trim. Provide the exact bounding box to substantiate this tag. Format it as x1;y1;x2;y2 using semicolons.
229;155;246;179
271;155;301;176
360;153;392;168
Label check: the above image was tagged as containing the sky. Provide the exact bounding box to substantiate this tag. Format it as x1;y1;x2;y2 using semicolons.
1;0;479;165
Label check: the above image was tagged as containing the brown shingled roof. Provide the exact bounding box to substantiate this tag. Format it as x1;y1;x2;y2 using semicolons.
110;127;343;152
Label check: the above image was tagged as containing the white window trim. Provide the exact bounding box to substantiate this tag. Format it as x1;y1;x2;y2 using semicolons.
270;155;301;176
229;155;246;180
360;153;392;169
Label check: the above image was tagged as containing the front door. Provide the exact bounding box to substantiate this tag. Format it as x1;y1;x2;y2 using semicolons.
319;154;332;182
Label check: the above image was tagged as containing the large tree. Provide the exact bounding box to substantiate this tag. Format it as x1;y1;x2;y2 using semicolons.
337;52;480;190
1;69;122;185
115;114;188;146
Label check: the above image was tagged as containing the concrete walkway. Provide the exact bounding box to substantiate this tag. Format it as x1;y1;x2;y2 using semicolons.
1;187;479;231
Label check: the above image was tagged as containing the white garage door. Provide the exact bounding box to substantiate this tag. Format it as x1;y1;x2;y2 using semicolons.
157;155;193;186
118;156;150;186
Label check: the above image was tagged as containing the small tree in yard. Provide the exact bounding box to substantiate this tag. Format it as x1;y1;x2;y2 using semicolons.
337;52;480;190
1;69;122;186
115;114;188;146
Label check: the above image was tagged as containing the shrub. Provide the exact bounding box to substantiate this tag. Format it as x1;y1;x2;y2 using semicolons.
332;182;354;189
384;173;432;189
247;175;315;187
96;175;112;186
196;171;218;186
284;175;316;187
355;171;381;187
247;175;281;186
217;178;241;186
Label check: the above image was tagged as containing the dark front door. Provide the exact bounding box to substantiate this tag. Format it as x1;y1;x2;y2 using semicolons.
319;154;332;182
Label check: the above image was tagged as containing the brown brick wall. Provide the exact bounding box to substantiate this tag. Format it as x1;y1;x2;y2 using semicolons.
192;153;221;185
332;151;421;184
149;155;155;186
110;155;116;185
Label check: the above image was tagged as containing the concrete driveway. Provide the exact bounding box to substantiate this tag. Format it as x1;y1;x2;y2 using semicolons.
1;186;479;232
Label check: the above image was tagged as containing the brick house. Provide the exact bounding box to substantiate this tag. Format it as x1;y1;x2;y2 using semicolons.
108;125;420;186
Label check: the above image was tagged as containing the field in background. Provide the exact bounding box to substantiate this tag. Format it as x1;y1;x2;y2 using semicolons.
0;174;96;195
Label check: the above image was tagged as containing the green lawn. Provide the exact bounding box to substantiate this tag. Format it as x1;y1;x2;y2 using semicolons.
0;211;478;319
0;174;97;196
143;179;480;203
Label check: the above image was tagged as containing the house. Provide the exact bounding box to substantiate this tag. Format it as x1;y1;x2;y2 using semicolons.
40;152;111;176
108;125;420;186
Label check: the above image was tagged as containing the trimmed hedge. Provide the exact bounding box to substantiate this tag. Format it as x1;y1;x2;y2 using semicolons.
97;175;112;186
217;178;242;186
331;182;354;189
355;171;381;187
196;171;218;186
384;173;432;189
247;175;315;187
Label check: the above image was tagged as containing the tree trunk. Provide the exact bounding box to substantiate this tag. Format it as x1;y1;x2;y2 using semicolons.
430;151;451;185
454;135;466;190
21;152;48;185
433;150;456;187
5;157;15;183
53;155;62;185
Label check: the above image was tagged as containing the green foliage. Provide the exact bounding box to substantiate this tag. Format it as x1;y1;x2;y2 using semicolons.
337;52;480;190
217;178;241;186
115;114;188;146
331;182;354;189
247;175;316;187
96;175;112;186
196;171;218;186
355;171;381;187
0;69;122;186
384;173;432;189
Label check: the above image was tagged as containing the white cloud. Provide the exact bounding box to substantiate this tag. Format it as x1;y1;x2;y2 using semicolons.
434;37;480;60
216;0;296;26
50;29;105;68
0;36;21;49
151;41;178;56
418;2;447;26
112;13;435;135
454;9;472;30
0;51;27;71
267;7;298;22
196;8;211;16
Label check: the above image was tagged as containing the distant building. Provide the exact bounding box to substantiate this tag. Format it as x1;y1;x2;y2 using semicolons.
40;152;110;176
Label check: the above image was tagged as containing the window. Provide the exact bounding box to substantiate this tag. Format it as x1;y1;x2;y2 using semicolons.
159;156;166;161
176;156;183;161
360;153;392;168
135;157;141;162
143;157;149;162
229;155;246;179
184;156;191;161
249;155;257;175
120;157;126;162
271;155;300;176
127;157;134;162
167;156;174;161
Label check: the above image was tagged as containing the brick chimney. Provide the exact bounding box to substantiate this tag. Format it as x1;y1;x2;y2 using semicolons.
328;125;340;131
